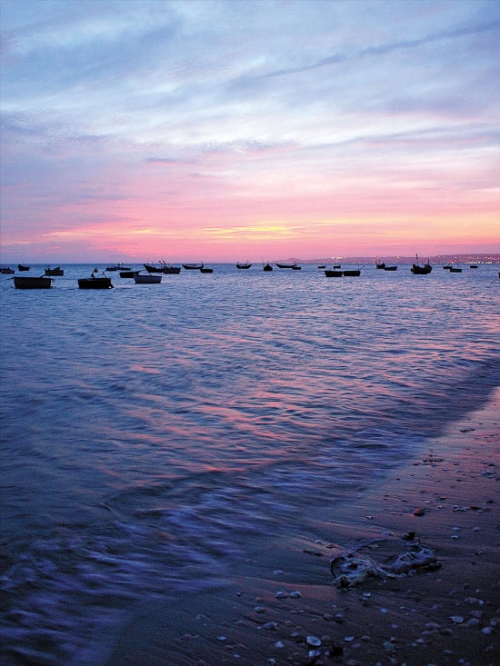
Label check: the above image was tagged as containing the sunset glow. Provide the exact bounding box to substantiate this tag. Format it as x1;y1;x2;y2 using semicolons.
1;0;499;263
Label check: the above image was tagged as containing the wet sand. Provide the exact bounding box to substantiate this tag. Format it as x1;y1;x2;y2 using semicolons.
107;390;499;666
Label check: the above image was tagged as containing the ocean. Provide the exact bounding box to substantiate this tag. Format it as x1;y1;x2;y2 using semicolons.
1;262;499;665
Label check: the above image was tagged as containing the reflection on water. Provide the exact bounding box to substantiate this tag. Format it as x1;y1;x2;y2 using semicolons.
1;263;499;664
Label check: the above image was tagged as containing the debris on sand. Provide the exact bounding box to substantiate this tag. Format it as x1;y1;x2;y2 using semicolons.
330;538;441;587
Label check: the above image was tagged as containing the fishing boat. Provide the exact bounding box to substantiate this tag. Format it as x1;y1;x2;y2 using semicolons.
44;266;64;276
1;266;15;274
78;269;113;289
17;264;30;271
383;265;398;271
449;267;462;273
443;264;452;270
375;259;386;269
236;262;252;269
182;262;204;270
14;276;52;289
411;256;432;274
162;265;181;274
134;273;162;284
263;263;273;271
276;262;297;269
324;270;343;278
292;266;302;270
106;263;130;271
200;267;214;273
120;270;140;278
78;277;113;289
343;269;361;276
144;262;164;273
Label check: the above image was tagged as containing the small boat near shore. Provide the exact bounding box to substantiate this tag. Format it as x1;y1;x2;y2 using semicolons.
45;266;64;276
1;266;15;274
134;273;162;284
18;264;30;271
14;276;52;289
78;270;113;289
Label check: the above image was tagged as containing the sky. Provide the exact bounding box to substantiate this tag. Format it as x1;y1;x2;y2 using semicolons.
1;0;499;263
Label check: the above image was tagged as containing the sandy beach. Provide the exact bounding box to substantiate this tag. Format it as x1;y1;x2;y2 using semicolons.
107;389;500;665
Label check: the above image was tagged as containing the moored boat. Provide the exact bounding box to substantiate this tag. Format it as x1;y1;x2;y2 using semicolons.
134;273;162;284
384;265;397;271
470;265;478;269
162;265;181;274
200;267;214;273
78;277;113;289
411;256;432;274
120;270;140;278
1;266;15;274
375;259;386;269
106;263;130;271
44;266;64;276
78;270;113;289
343;269;361;276
449;267;462;273
14;276;52;289
236;262;252;269
263;263;273;271
325;270;343;278
276;262;297;269
18;264;30;271
183;262;204;270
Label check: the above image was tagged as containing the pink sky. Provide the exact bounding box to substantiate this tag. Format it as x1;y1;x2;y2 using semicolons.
1;1;499;263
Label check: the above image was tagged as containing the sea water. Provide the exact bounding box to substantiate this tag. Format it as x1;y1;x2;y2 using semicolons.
1;263;499;664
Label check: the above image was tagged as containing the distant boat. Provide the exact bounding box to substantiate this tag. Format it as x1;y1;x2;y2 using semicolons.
144;262;164;273
18;264;30;271
317;265;326;269
383;265;398;271
333;264;341;269
200;267;214;273
183;262;204;270
443;264;452;270
106;263;130;271
78;277;113;289
276;262;297;269
0;266;15;274
162;265;181;274
263;263;273;271
449;267;462;273
375;259;386;269
44;266;64;276
236;262;252;269
470;265;478;269
120;270;140;278
411;256;432;274
14;276;52;289
343;269;361;277
134;273;162;284
324;270;343;278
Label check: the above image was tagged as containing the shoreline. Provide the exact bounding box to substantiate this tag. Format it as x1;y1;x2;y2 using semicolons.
107;389;499;665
